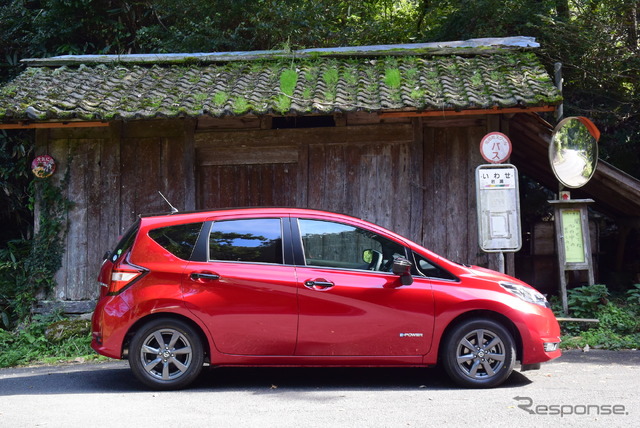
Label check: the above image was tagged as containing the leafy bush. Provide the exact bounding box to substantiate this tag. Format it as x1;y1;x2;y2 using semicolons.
566;283;609;318
626;284;640;306
0;154;71;328
554;284;640;350
0;313;98;368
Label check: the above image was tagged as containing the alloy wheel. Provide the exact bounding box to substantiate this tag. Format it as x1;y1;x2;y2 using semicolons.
138;328;194;381
454;328;506;380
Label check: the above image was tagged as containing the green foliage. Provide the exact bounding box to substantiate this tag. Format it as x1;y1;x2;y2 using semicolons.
0;131;34;328
0;313;98;368
0;239;31;328
566;283;609;319
554;284;640;350
232;96;249;114
276;68;297;113
322;68;339;87
562;328;640;351
302;87;313;100
213;91;229;107
421;0;640;180
322;67;339;101
343;69;359;87
0;1;638;181
625;284;640;306
384;68;401;89
0;131;32;239
0;138;71;327
279;68;298;96
275;94;291;114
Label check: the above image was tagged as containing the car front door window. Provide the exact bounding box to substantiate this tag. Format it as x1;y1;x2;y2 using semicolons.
298;219;406;272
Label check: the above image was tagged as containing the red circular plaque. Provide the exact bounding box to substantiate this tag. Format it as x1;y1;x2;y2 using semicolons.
480;132;512;164
31;155;56;178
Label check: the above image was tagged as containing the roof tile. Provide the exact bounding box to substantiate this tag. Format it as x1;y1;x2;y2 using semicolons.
0;52;561;122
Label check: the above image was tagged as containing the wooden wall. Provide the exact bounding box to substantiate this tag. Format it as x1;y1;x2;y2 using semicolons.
36;113;504;305
422;117;496;268
194;121;422;239
36;120;196;303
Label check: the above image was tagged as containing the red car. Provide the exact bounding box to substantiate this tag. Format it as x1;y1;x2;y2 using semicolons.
91;208;560;389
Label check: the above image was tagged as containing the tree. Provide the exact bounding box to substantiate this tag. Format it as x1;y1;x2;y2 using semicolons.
413;0;639;178
1;1;639;175
1;1;638;175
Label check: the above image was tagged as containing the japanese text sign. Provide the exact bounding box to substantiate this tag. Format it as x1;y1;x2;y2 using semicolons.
560;209;586;263
480;132;512;164
476;164;522;252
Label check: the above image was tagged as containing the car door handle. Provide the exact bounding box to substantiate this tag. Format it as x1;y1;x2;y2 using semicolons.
304;279;334;290
190;272;220;281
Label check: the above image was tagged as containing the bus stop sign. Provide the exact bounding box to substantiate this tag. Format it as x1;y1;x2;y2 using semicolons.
476;164;522;252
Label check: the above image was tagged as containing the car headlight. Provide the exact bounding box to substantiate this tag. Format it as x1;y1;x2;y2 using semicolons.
500;282;550;308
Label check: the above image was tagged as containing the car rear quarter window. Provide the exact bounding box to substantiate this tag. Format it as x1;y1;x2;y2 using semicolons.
209;218;283;264
108;220;140;262
149;222;204;260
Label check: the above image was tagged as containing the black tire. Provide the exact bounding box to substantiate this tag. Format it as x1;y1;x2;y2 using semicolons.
129;318;204;390
441;318;515;388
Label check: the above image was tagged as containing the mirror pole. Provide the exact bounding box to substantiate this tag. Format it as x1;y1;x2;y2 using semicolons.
558;183;564;199
554;62;563;122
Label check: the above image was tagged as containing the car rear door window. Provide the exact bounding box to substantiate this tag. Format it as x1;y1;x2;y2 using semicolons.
149;222;204;260
209;218;283;264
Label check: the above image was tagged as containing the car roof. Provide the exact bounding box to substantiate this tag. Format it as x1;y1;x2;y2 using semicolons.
138;207;361;225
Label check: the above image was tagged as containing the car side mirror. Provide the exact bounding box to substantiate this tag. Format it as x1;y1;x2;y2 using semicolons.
392;258;413;285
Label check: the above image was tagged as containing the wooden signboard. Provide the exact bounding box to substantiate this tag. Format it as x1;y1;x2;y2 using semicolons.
549;199;595;314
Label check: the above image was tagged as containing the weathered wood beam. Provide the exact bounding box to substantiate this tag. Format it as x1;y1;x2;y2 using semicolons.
379;106;556;119
0;121;109;129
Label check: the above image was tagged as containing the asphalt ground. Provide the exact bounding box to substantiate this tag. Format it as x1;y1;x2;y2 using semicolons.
0;349;638;427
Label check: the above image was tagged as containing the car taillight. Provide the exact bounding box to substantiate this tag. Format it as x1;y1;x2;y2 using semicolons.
106;265;147;295
111;271;140;282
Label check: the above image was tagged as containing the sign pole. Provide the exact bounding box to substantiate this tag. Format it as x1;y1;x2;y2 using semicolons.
476;132;520;274
475;163;522;271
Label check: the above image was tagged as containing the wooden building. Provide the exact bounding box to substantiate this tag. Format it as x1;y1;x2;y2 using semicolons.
0;37;638;312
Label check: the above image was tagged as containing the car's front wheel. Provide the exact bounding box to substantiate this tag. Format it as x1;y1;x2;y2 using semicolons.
441;318;515;388
129;318;204;390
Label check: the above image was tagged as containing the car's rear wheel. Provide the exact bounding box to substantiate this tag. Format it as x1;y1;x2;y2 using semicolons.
129;318;204;390
441;318;515;388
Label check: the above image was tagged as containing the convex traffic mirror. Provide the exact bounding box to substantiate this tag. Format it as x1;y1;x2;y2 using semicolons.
549;117;599;188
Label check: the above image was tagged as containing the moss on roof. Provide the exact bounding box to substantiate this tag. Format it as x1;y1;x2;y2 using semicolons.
0;51;561;122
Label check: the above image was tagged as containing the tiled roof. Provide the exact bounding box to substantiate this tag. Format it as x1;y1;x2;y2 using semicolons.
0;46;561;122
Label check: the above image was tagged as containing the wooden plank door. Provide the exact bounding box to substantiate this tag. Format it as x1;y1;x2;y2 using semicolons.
195;134;301;209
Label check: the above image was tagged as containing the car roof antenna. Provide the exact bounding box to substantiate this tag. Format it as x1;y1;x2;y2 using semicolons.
158;191;179;214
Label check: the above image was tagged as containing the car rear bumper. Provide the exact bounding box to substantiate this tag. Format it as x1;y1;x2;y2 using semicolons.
91;295;133;360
